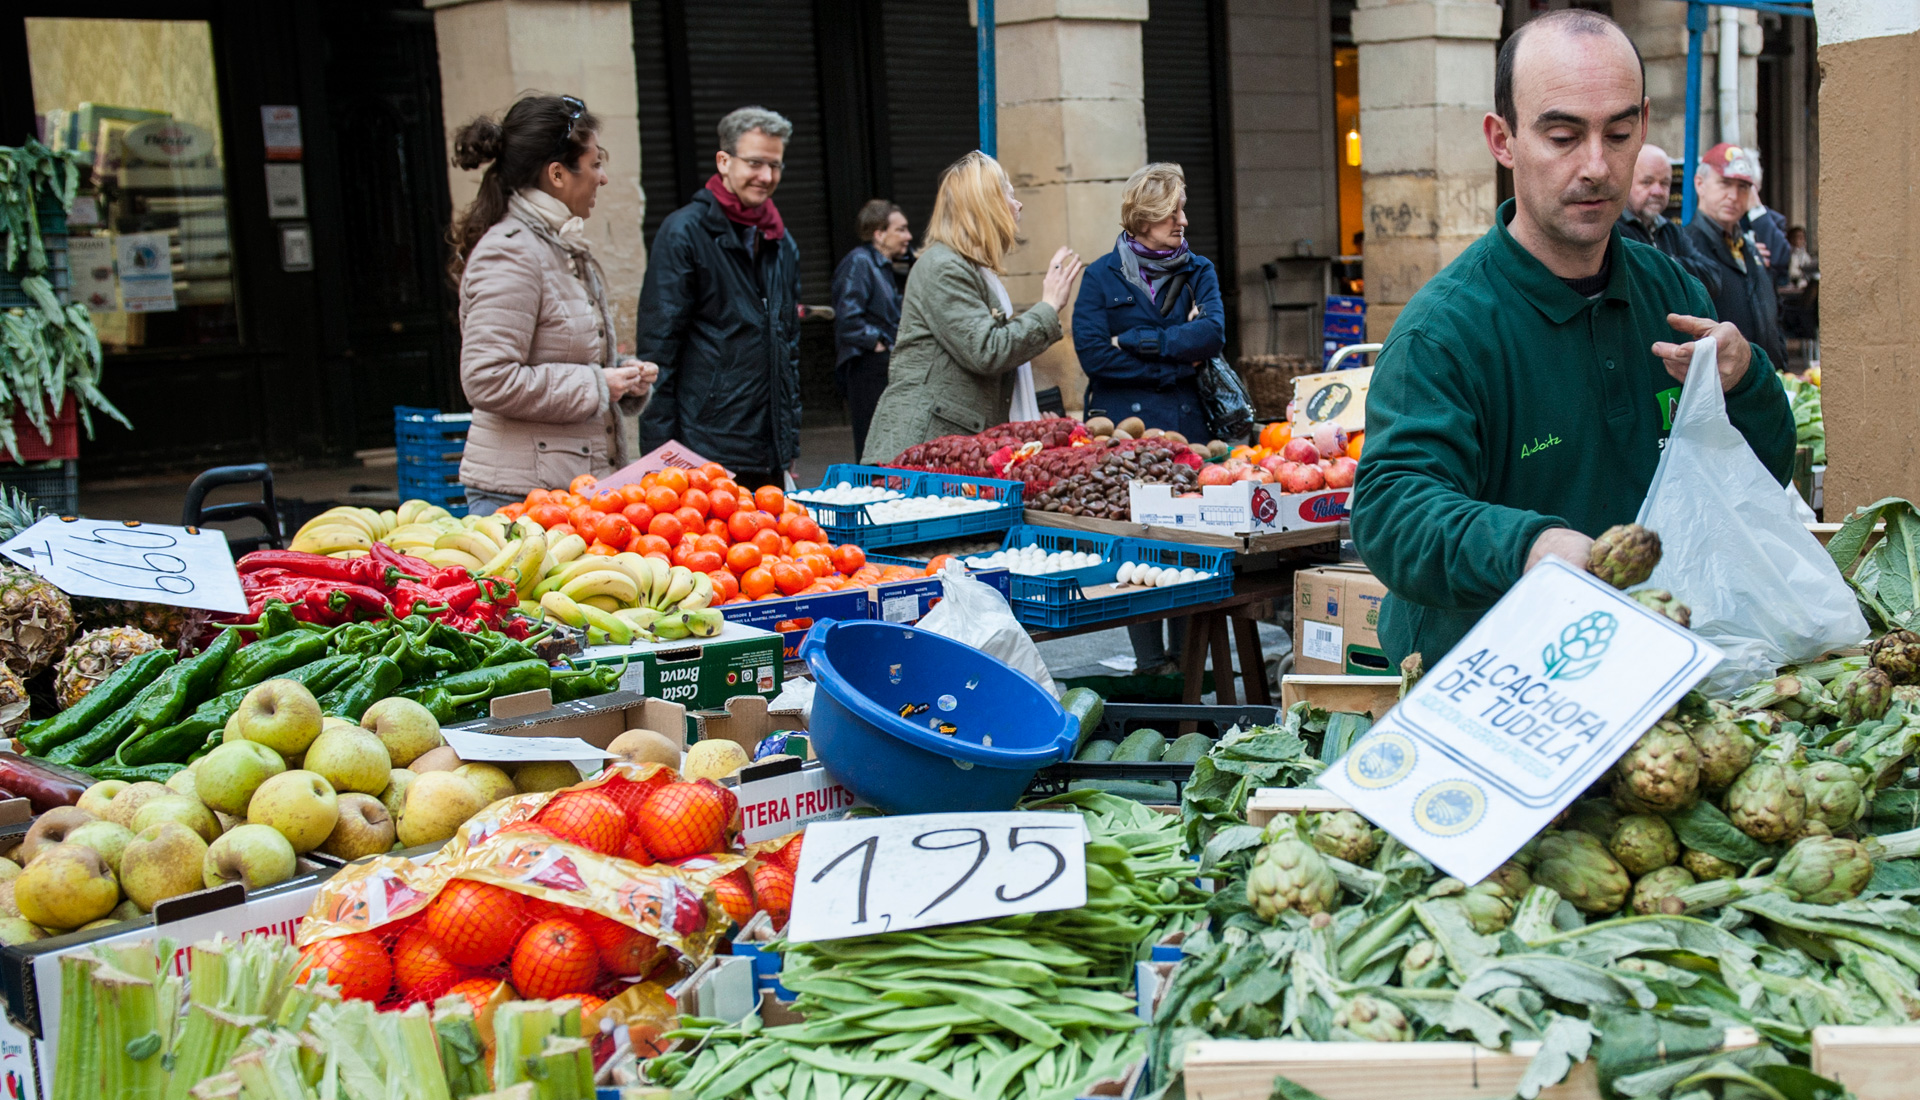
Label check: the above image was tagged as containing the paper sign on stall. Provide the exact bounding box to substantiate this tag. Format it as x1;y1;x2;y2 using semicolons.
442;728;615;763
787;812;1089;942
1317;559;1723;884
0;516;247;614
594;442;717;492
736;761;864;843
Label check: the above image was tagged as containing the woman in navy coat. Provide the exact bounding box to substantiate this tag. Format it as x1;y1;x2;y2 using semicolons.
1072;162;1226;444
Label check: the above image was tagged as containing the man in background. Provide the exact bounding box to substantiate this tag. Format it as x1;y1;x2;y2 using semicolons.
1616;142;1718;290
832;199;911;459
1687;143;1789;373
1743;149;1792;287
636;106;802;490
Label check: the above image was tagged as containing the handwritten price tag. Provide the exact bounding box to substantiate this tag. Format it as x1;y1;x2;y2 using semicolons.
0;516;248;614
785;811;1088;943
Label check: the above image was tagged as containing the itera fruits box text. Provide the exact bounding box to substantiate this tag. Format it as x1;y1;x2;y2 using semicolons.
1293;564;1390;675
575;621;783;709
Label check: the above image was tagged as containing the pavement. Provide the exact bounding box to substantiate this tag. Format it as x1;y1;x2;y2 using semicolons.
79;422;1295;701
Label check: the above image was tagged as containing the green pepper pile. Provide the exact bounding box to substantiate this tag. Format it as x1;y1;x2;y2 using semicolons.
649;792;1208;1100
18;599;626;784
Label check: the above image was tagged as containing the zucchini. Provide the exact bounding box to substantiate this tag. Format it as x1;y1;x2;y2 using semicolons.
1069;778;1179;803
1111;728;1166;763
1059;687;1106;752
1075;738;1119;763
1161;732;1213;763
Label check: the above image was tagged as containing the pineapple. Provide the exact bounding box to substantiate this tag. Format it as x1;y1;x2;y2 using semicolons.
0;563;73;678
0;488;46;542
53;625;165;710
72;597;201;649
0;666;27;735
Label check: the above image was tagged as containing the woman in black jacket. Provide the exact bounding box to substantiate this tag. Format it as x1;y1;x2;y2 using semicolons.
831;199;912;458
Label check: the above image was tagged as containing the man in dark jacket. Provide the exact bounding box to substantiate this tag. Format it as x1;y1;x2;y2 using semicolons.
1742;150;1792;287
1616;143;1719;293
831;199;910;459
1686;143;1789;374
636;106;802;489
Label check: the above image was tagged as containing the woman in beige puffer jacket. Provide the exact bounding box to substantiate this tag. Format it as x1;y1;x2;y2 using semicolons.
448;94;655;514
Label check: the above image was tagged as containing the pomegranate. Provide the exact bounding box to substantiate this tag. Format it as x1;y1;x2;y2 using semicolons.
1280;439;1319;465
1258;455;1286;478
1197;464;1235;487
1278;462;1325;493
1309;421;1349;458
1322;456;1359;488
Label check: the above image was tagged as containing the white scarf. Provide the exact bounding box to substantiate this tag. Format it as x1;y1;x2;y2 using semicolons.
512;186;590;251
980;267;1040;422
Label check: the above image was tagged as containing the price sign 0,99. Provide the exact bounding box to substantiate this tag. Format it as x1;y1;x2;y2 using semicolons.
786;812;1089;943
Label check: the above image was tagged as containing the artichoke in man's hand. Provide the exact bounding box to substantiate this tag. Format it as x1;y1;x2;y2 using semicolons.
1631;865;1696;915
1613;720;1701;812
1530;830;1631;914
1725;761;1807;844
1632;589;1692;628
1588;524;1662;589
1869;629;1920;685
1608;814;1679;875
1247;832;1340;920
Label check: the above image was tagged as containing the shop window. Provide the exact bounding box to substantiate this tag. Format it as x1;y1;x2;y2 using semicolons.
24;17;239;352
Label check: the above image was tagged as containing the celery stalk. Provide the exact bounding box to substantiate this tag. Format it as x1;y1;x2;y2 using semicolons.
54;955;101;1100
190;939;232;1009
163;1006;267;1100
532;1037;592;1100
490;1003;560;1093
95;965;164;1100
430;1000;489;1100
188;1072;243;1100
468;1086;535;1100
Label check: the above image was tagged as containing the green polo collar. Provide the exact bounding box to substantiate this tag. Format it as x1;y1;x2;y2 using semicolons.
1486;198;1631;324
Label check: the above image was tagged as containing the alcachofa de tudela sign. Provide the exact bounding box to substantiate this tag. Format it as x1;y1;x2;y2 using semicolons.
1319;558;1724;883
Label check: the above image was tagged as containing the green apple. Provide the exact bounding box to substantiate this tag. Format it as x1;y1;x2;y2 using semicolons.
0;857;18;882
0;918;44;945
165;768;198;799
132;794;221;844
13;843;118;930
204;824;297;891
246;770;338;853
304;724;392;795
512;761;582;793
19;806;95;864
360;697;442;767
396;772;485;848
409;746;463;774
380;768;416;823
319;794;396;861
76;780;127;818
233;679;324;756
104;782;174;829
195;740;287;816
63;820;135;875
120;822;209;909
454;763;514;806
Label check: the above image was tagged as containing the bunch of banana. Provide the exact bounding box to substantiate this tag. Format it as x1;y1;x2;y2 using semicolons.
291;504;407;556
530;553;723;646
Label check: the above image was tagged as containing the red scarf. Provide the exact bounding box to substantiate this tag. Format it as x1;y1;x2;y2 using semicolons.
704;174;785;240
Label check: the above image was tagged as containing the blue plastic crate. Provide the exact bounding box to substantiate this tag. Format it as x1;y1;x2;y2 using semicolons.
1325;294;1366;315
1322;315;1366;339
987;526;1125;604
1007;536;1234;630
864;551;1011;623
795;465;1023;548
394;405;470;441
396;478;468;517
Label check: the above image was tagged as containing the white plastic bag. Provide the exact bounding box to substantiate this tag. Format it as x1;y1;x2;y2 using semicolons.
1635;337;1867;694
914;563;1060;696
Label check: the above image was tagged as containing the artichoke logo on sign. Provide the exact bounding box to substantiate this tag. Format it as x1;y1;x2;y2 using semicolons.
1540;611;1616;681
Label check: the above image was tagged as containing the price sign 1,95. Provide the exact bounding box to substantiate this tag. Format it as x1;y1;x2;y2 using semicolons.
785;811;1089;943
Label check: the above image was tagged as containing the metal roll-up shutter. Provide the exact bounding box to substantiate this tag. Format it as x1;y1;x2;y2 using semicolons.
880;0;978;230
1143;0;1226;266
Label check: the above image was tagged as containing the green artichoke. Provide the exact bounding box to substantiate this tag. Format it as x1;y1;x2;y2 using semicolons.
1630;864;1696;915
1246;834;1340;920
1614;719;1701;812
1458;862;1530;933
1308;810;1379;865
1764;675;1830;723
1631;588;1692;628
1680;848;1741;880
1894;685;1920;708
1530;830;1631;914
1588;524;1662;589
1725;761;1807;843
1689;712;1757;791
1399;939;1447;988
1671;834;1875;912
1870;629;1920;685
1561;798;1623;840
1331;994;1413;1041
1608;813;1679;875
1801;760;1867;832
1832;668;1894;726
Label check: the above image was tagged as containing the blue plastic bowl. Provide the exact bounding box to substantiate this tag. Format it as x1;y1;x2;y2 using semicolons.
800;618;1079;815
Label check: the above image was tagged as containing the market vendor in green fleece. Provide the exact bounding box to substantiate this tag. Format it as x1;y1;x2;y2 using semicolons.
1349;9;1795;668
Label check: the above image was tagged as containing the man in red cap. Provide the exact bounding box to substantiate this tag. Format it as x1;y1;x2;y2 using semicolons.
1687;143;1788;371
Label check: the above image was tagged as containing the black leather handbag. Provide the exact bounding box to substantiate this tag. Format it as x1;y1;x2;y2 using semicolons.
1155;270;1254;442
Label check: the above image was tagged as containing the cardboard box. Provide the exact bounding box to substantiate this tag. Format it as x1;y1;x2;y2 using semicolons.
1280;674;1400;717
573;621;783;710
690;694;807;754
450;690;688;750
1812;1026;1920;1100
1291;366;1371;432
1292;565;1389;675
719;587;870;661
1130;481;1349;536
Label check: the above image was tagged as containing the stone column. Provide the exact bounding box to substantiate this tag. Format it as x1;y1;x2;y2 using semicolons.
427;0;646;340
995;0;1149;410
1813;1;1920;513
1614;0;1693;156
1352;0;1502;339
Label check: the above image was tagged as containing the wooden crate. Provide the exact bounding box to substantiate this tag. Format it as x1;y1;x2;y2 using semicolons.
1245;787;1354;828
1812;1026;1920;1100
1184;1029;1758;1100
1280;674;1400;718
